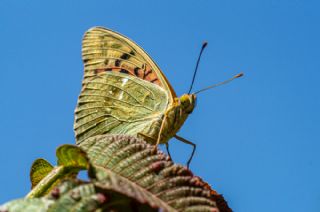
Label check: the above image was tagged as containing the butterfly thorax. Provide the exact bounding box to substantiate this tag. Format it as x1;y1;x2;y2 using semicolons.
139;94;196;144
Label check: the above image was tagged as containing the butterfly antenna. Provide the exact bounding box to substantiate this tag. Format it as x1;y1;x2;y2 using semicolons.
188;41;208;94
194;72;244;95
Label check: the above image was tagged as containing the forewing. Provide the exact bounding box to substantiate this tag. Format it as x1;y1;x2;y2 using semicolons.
74;72;169;144
82;27;177;101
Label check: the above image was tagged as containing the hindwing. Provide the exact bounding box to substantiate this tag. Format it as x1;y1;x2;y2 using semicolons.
74;72;169;144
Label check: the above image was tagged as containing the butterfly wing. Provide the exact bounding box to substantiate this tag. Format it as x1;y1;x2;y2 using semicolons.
74;72;169;143
81;27;176;100
74;27;175;144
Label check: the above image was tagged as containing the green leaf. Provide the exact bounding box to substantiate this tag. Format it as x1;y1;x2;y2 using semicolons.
47;180;160;212
92;166;174;211
4;136;229;211
1;179;159;212
30;159;54;189
0;198;53;212
27;145;89;198
56;144;89;169
80;134;230;212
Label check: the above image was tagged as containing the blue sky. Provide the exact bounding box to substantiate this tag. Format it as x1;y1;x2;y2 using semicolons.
0;1;319;211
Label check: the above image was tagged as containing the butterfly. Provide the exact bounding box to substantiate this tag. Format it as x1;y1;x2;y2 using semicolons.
74;27;242;167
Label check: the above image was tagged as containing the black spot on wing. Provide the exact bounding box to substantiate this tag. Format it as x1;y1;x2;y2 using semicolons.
94;68;112;74
115;59;121;67
120;53;130;60
120;69;129;74
134;67;140;76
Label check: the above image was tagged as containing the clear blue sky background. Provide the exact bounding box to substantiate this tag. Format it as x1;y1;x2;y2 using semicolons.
0;1;319;211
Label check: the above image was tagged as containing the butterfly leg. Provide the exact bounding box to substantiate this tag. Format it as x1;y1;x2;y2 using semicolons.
139;132;172;160
137;132;156;144
165;143;172;159
174;135;196;168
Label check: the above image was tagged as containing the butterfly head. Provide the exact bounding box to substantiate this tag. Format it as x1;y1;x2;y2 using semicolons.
180;94;197;114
